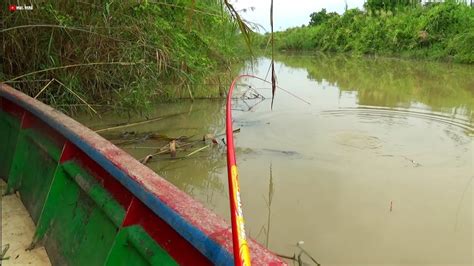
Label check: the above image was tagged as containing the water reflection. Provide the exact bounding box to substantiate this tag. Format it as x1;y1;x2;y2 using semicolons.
276;53;474;121
263;163;275;249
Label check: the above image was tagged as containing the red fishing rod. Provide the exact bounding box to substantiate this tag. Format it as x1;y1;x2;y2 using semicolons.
226;74;256;266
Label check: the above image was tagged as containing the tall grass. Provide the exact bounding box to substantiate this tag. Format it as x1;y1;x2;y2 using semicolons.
257;1;474;63
1;1;246;113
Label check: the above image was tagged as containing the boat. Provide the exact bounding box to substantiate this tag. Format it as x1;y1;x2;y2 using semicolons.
0;83;284;265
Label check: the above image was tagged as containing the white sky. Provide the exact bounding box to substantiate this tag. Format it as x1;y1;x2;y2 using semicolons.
231;0;366;32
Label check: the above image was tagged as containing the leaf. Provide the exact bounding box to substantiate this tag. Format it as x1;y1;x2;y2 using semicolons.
270;0;277;109
223;0;254;56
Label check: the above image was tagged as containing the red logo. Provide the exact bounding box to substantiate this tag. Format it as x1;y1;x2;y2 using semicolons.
9;5;17;12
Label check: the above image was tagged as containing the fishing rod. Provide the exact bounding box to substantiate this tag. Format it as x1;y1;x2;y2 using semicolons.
226;74;304;265
225;74;256;266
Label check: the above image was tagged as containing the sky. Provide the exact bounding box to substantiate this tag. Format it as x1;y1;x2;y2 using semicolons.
231;0;366;32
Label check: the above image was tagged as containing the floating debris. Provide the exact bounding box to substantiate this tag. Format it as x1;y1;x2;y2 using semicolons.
169;140;177;158
140;154;153;165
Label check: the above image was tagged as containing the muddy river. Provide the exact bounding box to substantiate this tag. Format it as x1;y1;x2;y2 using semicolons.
77;54;473;265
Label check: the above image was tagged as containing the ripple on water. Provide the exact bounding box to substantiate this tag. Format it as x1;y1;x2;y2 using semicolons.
334;131;383;150
321;105;473;134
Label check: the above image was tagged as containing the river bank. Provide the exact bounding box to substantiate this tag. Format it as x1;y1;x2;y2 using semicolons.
1;1;247;113
256;1;473;64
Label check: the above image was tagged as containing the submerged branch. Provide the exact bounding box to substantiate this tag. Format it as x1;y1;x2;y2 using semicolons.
185;144;211;157
95;112;187;133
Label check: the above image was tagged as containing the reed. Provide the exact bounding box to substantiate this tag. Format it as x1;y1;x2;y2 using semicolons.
1;1;249;113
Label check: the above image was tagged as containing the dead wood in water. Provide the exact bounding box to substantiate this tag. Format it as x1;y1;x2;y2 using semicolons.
1;244;10;261
185;144;210;157
232;85;267;112
140;154;153;164
169;140;177;158
95;117;166;133
95;112;187;133
296;241;321;266
275;253;296;261
274;241;321;265
125;127;241;165
202;133;216;143
107;131;193;146
138;138;207;164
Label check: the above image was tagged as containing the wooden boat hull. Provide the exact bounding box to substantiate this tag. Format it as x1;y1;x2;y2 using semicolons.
0;83;284;265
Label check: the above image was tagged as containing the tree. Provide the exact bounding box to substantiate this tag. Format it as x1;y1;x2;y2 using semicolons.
364;0;420;12
309;9;339;26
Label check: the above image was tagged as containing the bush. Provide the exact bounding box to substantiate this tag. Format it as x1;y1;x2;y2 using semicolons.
272;2;474;63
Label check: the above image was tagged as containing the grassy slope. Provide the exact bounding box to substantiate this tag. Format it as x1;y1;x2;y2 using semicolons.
1;1;245;112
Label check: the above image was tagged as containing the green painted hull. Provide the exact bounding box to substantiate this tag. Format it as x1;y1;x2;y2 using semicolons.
0;107;177;265
0;84;284;265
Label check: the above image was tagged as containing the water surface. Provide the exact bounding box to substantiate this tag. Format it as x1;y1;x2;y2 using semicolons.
77;55;473;265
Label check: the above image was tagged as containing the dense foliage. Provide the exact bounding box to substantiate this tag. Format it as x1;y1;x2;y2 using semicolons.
257;1;473;63
1;1;245;112
309;9;338;26
364;0;419;13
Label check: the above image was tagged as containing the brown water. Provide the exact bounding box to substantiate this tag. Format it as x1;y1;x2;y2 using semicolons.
76;54;473;265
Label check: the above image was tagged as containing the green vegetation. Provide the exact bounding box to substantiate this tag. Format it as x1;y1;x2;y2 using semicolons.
364;0;419;13
1;1;247;112
257;1;474;64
